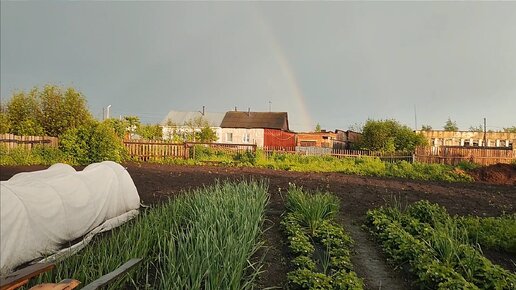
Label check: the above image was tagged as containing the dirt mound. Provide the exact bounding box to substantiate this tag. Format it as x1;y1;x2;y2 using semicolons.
469;163;516;185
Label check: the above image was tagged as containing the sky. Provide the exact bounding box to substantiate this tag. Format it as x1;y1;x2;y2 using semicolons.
1;2;515;132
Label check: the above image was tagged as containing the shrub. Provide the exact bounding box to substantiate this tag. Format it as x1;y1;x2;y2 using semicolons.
60;122;125;165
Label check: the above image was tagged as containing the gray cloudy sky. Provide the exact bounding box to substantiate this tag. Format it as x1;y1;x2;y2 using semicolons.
1;2;515;132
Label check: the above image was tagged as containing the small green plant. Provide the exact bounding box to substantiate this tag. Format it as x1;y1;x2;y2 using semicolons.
286;184;339;235
283;185;364;289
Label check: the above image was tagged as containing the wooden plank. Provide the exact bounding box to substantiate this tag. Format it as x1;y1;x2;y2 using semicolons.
29;279;80;290
80;258;142;290
1;263;54;290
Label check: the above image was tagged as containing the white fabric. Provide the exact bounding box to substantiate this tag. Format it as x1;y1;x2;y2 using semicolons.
0;161;140;274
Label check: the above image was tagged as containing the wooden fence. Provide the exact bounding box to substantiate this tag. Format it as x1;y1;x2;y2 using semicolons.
123;140;257;161
415;146;515;166
0;134;59;150
263;146;413;163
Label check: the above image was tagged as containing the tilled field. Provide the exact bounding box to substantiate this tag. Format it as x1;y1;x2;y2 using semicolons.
2;163;515;289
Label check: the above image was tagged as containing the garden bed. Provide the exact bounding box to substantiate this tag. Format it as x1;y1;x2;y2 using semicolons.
2;163;515;289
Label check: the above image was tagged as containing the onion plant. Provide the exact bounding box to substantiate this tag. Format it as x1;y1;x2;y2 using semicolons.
286;184;339;235
33;180;268;289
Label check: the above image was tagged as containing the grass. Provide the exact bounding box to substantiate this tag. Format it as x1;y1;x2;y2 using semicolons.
33;180;269;289
1;145;475;182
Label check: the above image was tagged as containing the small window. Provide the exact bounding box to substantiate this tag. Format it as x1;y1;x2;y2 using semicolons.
226;133;233;142
464;140;470;147
242;133;250;143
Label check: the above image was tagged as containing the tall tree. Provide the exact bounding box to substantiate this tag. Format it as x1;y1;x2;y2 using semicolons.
443;118;459;132
503;126;516;133
315;123;322;132
6;89;44;135
421;125;432;131
5;85;93;136
0;102;11;134
358;119;427;152
39;85;93;136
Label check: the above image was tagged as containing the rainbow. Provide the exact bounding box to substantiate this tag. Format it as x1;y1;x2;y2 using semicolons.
253;8;315;132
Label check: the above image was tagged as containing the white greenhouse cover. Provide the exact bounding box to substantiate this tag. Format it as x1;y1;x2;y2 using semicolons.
0;161;140;274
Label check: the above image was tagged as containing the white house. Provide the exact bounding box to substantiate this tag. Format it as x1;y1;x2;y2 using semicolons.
220;111;294;148
160;110;225;142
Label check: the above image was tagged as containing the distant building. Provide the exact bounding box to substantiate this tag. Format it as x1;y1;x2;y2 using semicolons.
416;130;515;148
295;130;361;150
296;131;340;148
160;110;225;142
220;111;295;148
335;130;362;149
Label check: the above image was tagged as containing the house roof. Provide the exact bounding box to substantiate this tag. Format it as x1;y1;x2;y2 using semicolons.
221;111;289;130
160;111;225;127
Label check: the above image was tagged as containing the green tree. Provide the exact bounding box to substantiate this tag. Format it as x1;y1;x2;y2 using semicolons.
38;85;92;136
124;116;140;135
0;102;11;134
443;118;459;131
469;125;483;132
183;116;217;142
59;121;125;165
421;125;432;131
5;85;92;136
197;125;218;143
6;89;43;135
315;123;322;132
136;124;163;140
103;118;129;139
503;126;516;133
358;119;427;152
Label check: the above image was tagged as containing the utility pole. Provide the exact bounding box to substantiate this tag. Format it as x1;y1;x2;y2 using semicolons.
483;117;487;147
414;105;418;131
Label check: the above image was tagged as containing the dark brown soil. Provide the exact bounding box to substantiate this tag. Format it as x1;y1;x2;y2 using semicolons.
2;163;515;288
469;163;516;185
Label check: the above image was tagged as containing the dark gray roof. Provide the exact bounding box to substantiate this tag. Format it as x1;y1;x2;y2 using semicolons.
221;111;289;130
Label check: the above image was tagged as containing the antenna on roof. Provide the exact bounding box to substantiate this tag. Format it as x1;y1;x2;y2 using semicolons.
234;106;237;112
269;100;271;112
199;106;205;116
247;107;250;116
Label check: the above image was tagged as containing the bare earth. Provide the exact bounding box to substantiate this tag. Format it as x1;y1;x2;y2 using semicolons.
1;163;515;289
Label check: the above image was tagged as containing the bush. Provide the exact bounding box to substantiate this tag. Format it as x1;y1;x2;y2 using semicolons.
0;145;67;166
60;122;125;165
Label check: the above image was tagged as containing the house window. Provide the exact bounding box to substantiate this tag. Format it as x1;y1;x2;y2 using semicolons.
226;133;233;142
242;133;250;143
